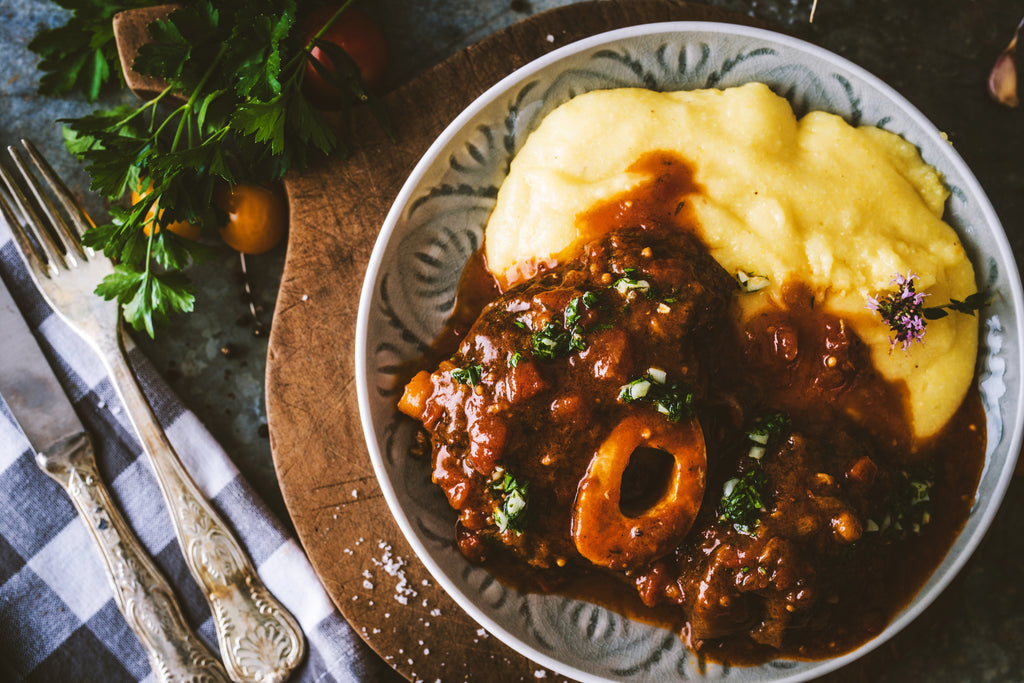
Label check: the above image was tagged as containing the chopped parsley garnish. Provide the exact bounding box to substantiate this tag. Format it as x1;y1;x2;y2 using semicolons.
531;321;578;359
491;471;530;534
564;291;599;328
450;364;483;386
719;468;767;535
529;291;598;360
868;468;935;539
745;411;790;460
618;369;695;422
611;268;651;296
507;351;523;368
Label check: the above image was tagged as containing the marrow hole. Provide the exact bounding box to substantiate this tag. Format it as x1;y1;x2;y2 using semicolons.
620;446;674;518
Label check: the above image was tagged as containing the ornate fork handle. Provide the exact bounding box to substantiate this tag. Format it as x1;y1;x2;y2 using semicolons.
2;137;304;682
101;334;306;683
39;433;230;683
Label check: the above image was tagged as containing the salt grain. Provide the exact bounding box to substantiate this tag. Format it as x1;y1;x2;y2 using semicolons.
372;540;418;604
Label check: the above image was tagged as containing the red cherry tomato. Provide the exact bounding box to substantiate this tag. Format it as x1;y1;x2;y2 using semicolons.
302;5;388;109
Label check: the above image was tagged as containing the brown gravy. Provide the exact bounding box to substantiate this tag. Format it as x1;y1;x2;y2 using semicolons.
398;150;986;665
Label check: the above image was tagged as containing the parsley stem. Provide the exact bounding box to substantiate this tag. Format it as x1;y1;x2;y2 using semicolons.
171;42;229;153
76;87;170;156
143;212;155;279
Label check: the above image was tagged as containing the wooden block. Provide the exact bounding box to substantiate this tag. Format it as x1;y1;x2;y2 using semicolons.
111;4;178;99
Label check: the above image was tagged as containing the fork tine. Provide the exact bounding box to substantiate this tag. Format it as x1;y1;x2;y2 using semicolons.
20;139;96;256
0;179;60;279
6;146;81;267
0;159;65;277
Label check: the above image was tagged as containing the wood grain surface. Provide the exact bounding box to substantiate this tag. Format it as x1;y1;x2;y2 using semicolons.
265;2;762;681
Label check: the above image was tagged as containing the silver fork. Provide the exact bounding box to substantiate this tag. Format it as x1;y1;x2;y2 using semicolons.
0;139;306;683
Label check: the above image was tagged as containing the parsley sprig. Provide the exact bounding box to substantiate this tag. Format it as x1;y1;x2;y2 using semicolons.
29;0;154;102
44;0;389;335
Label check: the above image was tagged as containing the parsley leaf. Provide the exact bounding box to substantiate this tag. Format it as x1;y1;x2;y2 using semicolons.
29;0;154;101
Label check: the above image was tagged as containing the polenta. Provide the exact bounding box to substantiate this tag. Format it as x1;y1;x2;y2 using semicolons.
484;82;977;440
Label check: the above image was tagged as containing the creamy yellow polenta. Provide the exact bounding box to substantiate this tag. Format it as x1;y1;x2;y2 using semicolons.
484;82;977;440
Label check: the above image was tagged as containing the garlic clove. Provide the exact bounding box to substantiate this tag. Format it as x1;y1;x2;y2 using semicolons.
989;17;1022;108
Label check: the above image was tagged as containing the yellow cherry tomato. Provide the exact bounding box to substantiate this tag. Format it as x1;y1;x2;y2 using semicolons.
214;182;288;254
133;181;202;241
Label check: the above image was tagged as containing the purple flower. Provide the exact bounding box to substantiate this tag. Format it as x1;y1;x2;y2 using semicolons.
867;271;929;352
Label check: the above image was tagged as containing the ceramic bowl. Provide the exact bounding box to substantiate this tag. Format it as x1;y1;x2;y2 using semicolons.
355;22;1023;682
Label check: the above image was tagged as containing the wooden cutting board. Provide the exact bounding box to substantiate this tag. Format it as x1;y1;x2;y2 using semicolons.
265;3;764;680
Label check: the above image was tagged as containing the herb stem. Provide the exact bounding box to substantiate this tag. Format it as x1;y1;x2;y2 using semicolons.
99;87;174;144
284;0;358;86
172;42;229;152
305;0;356;48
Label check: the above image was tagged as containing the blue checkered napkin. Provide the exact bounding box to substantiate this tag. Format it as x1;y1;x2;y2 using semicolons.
0;224;401;681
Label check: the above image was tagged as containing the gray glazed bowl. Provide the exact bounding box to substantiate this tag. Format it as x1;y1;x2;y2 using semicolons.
355;22;1024;682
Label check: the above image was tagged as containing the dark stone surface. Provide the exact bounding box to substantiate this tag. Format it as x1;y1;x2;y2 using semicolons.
1;1;1021;679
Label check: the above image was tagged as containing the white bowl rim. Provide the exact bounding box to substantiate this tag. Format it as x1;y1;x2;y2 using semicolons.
355;19;1024;683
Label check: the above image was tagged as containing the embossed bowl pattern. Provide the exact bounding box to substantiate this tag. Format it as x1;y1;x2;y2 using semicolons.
355;23;1023;683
